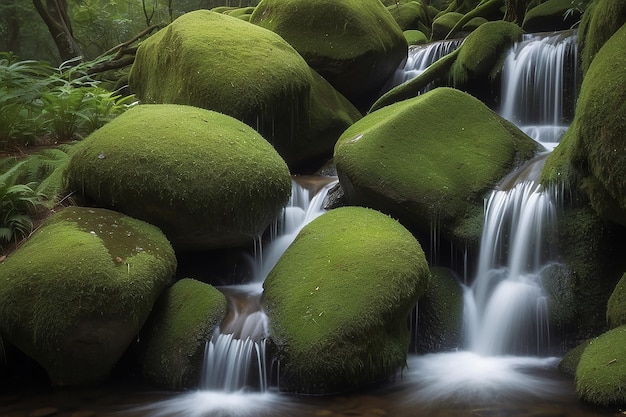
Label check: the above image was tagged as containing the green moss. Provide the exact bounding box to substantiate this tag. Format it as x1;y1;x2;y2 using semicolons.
523;0;588;32
431;12;463;40
404;29;429;45
576;326;626;407
578;0;626;75
462;16;487;31
416;267;464;353
607;273;626;330
65;104;292;250
387;1;430;31
558;339;592;376
263;206;429;394
0;207;175;385
451;21;522;84
139;278;227;389
337;87;539;245
444;0;506;40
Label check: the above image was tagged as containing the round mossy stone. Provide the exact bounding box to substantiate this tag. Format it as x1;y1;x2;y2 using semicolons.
65;104;292;251
576;325;626;407
607;273;626;329
250;0;407;110
335;87;539;248
0;207;176;386
522;0;586;32
404;30;428;46
263;206;430;394
578;0;626;75
387;1;430;31
431;12;463;40
138;278;227;390
129;10;360;169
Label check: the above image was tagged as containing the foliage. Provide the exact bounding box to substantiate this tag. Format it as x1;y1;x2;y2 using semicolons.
0;52;134;149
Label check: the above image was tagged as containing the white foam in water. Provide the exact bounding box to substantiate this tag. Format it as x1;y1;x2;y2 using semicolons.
127;391;290;417
404;353;563;405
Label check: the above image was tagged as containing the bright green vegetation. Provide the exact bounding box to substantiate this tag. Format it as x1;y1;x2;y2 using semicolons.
0;53;133;149
249;0;407;108
576;326;626;407
542;22;626;226
0;206;176;385
263;206;430;394
65;104;292;251
336;87;539;248
607;273;626;329
404;30;429;45
139;278;227;389
578;0;626;75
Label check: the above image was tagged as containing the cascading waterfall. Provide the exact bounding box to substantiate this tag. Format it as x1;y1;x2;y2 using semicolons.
500;31;578;150
200;177;338;393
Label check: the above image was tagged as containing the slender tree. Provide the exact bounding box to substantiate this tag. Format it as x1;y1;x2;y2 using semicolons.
32;0;82;62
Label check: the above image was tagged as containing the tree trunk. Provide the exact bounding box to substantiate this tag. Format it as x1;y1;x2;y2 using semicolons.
2;2;21;55
32;0;82;62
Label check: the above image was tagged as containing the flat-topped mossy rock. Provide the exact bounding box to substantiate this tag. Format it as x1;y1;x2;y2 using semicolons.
263;206;430;394
138;278;227;390
129;10;361;169
542;22;626;226
0;207;176;386
336;87;539;249
250;0;407;110
65;104;291;251
522;0;586;32
576;325;626;407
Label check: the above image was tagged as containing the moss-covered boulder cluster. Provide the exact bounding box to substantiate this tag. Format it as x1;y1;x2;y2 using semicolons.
263;207;430;394
0;207;176;386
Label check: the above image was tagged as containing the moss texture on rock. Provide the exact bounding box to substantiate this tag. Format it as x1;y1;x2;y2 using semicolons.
0;207;176;386
65;104;292;251
451;21;522;85
250;0;407;110
138;279;227;390
415;267;464;353
578;0;626;75
263;206;430;394
129;10;361;169
607;273;626;330
442;0;506;40
336;87;539;250
404;30;429;45
387;1;431;31
522;0;587;33
431;11;463;40
558;339;592;376
576;325;626;407
543;22;626;226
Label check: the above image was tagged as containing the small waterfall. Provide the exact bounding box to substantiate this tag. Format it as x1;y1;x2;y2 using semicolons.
200;177;337;393
387;39;464;89
499;31;578;150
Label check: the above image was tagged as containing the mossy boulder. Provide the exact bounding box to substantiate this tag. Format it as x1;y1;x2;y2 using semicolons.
607;273;626;330
542;22;626;226
250;0;407;110
431;12;463;40
450;21;522;85
522;0;586;33
336;87;539;251
0;207;176;386
387;1;431;32
404;30;428;45
578;0;626;75
576;325;626;407
263;206;430;394
415;267;464;353
65;104;291;252
441;0;506;40
558;339;592;376
138;278;227;390
129;10;361;169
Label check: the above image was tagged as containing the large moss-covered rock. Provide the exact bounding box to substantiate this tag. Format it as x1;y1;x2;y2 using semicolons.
431;12;463;40
415;267;464;353
607;273;626;330
138;279;227;390
250;0;407;110
0;207;176;386
336;87;539;250
129;10;361;169
542;22;626;226
263;206;430;394
65;104;291;252
522;0;586;33
387;1;431;32
578;0;626;75
576;325;626;407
